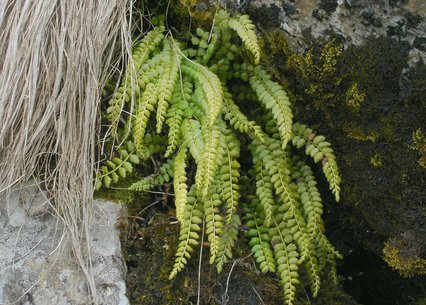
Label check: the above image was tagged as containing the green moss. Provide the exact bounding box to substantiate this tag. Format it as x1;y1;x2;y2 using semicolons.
94;173;140;203
413;298;426;305
343;123;380;142
345;83;365;110
120;193;185;304
346;37;402;87
259;29;291;78
410;128;426;169
258;28;426;304
177;0;216;21
285;38;345;111
383;236;426;277
370;154;383;168
121;201;356;304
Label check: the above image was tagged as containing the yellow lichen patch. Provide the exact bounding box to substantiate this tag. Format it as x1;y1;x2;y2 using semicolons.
320;39;343;76
179;0;197;6
410;128;426;169
259;28;288;55
343;122;380;142
345;83;365;110
286;48;314;78
383;236;426;277
286;39;343;81
370;153;383;168
178;0;215;21
285;39;346;110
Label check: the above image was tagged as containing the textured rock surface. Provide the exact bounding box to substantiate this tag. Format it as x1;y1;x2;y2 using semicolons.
0;182;129;305
221;0;426;66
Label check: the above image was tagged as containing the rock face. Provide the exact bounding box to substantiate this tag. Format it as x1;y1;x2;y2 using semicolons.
0;182;129;305
222;0;426;65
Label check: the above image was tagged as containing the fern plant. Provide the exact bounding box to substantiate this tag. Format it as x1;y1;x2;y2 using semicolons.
99;10;342;304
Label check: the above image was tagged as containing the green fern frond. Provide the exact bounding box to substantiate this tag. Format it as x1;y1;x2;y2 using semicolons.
181;61;223;127
106;89;126;137
132;25;166;72
156;38;182;133
292;123;341;202
106;26;165;136
96;141;140;190
292;157;342;290
270;205;300;305
102;10;343;304
253;154;275;227
174;146;188;222
291;159;323;296
215;9;231;25
188;85;208;122
219;129;241;224
132;82;158;153
249;65;293;148
244;199;276;274
202;32;219;64
165;78;192;157
263;113;281;141
204;186;224;264
169;191;203;279
189;27;220;65
128;158;173;192
215;214;240;273
227;15;260;64
292;159;324;238
324;237;343;282
136;133;166;161
182;118;204;163
306;250;321;297
136;51;165;91
196;125;223;197
252;137;310;263
222;90;266;141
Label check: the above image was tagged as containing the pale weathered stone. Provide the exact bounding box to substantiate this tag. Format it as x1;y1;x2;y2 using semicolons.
0;183;129;305
220;0;426;65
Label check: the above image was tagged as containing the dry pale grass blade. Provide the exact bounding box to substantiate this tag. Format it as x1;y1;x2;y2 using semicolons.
0;0;133;303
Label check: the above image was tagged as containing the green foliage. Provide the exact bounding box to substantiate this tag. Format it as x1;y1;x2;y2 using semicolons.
247;64;293;148
226;14;260;64
128;158;173;191
292;123;341;202
173;147;188;222
169;187;203;279
244;197;276;274
96;141;140;189
215;214;240;273
99;10;342;304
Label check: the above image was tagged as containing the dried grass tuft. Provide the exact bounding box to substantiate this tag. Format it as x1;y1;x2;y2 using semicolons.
0;0;134;303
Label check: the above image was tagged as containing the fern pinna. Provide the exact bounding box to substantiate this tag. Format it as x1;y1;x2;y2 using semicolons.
99;10;342;305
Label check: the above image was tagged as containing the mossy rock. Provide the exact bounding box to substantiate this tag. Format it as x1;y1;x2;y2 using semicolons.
119;192;358;304
258;26;426;305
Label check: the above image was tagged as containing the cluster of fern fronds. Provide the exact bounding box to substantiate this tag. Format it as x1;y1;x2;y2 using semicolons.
99;10;342;305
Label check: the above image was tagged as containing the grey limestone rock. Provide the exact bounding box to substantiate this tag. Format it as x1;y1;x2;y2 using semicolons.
0;182;129;305
219;0;426;66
